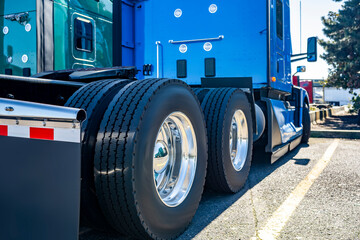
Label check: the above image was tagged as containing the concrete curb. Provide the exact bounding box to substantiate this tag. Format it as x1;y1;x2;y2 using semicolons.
311;129;360;139
310;106;345;124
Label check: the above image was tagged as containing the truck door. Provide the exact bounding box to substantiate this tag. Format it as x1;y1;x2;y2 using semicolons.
276;0;285;82
271;0;292;93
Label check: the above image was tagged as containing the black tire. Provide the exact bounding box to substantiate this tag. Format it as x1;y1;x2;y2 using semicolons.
65;79;131;230
193;88;210;103
301;104;311;143
197;88;253;193
94;79;208;239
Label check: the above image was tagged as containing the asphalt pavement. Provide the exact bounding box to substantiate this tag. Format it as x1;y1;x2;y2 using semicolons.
80;138;360;240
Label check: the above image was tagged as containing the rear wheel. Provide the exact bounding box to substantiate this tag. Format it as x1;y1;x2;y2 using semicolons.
65;79;131;230
94;79;207;239
196;88;253;193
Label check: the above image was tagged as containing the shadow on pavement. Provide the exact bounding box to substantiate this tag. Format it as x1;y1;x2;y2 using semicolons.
313;114;360;130
178;143;310;239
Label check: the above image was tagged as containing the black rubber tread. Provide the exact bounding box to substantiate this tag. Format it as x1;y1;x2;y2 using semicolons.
94;78;207;239
301;104;311;143
193;88;211;104
193;88;202;95
65;79;131;231
204;88;232;192
201;88;253;193
95;79;153;238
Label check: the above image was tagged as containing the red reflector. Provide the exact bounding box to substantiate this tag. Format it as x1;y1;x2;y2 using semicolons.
30;127;54;140
0;125;8;136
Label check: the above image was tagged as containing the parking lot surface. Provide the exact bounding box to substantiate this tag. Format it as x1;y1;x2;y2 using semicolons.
80;138;360;240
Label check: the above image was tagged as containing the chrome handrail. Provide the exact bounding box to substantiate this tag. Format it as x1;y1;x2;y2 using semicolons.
169;35;224;44
0;98;86;123
156;41;161;78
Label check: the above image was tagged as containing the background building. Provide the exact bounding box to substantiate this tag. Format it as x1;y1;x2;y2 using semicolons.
307;79;360;106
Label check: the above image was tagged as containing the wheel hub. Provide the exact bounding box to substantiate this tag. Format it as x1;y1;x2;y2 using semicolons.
229;110;249;171
154;141;169;173
153;112;197;207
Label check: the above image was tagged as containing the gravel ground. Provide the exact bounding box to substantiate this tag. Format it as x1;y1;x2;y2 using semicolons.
80;138;360;240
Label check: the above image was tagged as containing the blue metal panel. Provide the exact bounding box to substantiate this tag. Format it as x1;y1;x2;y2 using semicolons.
134;1;145;79
269;99;302;143
122;1;135;66
122;47;135;66
284;1;292;87
1;1;36;16
269;0;292;93
137;1;268;86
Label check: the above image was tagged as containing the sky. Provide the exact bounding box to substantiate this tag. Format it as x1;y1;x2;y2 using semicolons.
290;0;343;80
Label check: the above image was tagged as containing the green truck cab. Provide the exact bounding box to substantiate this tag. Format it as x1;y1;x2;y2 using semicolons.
0;0;113;76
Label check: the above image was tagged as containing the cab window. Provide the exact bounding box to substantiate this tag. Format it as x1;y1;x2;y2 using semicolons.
74;18;93;52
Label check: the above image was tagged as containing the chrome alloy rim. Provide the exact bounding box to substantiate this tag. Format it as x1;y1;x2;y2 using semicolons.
153;112;197;207
229;110;249;171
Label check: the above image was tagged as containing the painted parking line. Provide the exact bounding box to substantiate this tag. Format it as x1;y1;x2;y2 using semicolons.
254;139;340;240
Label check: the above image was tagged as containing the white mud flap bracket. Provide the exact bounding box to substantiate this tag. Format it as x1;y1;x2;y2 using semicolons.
0;98;86;240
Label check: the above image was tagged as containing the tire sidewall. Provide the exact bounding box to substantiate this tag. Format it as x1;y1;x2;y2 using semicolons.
222;92;253;192
133;84;207;238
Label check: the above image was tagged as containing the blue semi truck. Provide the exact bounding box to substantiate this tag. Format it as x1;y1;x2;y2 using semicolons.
0;0;317;239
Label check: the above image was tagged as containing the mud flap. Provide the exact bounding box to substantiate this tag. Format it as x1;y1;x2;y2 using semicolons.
0;98;85;240
263;97;303;163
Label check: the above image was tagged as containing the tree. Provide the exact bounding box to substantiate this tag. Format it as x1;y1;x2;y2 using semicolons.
320;0;360;89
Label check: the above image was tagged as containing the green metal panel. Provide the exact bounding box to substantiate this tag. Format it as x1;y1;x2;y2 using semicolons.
70;0;113;19
54;1;70;71
53;0;113;70
54;0;69;7
1;0;113;75
0;10;37;75
94;16;113;68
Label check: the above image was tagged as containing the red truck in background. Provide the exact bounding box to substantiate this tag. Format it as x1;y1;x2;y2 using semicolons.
293;76;314;104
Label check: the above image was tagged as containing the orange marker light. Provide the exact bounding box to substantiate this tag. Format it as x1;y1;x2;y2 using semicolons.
272;77;276;82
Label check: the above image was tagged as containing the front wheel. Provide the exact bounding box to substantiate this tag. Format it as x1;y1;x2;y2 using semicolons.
94;79;207;239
